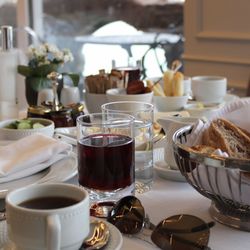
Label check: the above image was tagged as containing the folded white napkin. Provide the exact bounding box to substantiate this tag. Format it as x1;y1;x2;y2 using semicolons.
0;134;72;183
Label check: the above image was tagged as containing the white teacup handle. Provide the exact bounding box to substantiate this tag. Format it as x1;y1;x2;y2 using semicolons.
47;214;61;250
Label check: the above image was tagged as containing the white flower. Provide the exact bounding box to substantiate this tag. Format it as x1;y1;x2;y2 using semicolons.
27;42;73;67
27;45;38;59
62;49;74;63
46;43;60;54
34;50;46;59
38;44;47;54
54;51;64;62
38;59;50;66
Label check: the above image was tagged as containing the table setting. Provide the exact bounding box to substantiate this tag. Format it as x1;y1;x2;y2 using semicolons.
0;35;250;250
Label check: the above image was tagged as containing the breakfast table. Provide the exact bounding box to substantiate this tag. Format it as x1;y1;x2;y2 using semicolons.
65;172;250;250
67;104;250;250
0;96;250;250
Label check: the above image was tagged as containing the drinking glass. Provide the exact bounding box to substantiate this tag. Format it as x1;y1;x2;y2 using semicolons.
112;66;141;88
77;113;135;202
102;101;154;193
112;59;141;88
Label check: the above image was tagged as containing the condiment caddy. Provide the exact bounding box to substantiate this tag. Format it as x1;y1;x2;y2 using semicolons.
27;72;84;127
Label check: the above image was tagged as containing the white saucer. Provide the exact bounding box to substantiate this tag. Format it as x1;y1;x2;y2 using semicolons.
0;217;123;250
154;148;186;182
0;152;77;198
93;219;123;250
223;93;240;103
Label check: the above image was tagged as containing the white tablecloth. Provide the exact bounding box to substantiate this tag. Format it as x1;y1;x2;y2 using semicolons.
67;173;250;250
1;130;249;250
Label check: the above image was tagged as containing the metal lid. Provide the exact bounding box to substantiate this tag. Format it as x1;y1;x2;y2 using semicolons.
1;25;13;51
66;103;84;112
50;108;72;115
28;105;51;115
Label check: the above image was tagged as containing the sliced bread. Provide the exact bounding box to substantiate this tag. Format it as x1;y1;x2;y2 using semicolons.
202;118;250;159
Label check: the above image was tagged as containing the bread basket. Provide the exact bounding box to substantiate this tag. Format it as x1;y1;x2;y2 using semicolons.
173;125;250;231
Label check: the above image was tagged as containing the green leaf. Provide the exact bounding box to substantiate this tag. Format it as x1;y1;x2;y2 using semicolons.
18;63;60;78
26;77;51;92
62;72;80;86
32;64;59;77
17;65;33;77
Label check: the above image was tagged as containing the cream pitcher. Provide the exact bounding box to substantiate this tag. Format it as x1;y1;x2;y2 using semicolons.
157;117;199;170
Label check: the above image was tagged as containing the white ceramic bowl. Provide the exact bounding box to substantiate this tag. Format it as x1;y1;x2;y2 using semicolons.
83;90;107;113
154;95;189;112
0;118;55;140
106;88;153;103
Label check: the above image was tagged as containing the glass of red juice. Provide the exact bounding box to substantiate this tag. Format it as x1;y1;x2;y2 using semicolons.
77;113;135;202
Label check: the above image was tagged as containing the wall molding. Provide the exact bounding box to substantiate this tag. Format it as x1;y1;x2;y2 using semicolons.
182;54;250;66
196;31;250;42
195;0;250;42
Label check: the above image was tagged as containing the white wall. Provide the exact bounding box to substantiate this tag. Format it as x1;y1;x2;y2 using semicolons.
183;0;250;95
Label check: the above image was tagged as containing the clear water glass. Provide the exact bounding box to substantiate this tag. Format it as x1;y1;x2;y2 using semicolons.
102;101;154;193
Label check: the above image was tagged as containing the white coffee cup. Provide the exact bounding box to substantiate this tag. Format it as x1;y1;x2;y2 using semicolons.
183;76;192;97
61;87;80;106
6;183;89;250
192;76;227;104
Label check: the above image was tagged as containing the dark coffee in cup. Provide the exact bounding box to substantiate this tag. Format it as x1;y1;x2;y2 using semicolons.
19;196;80;210
112;66;141;88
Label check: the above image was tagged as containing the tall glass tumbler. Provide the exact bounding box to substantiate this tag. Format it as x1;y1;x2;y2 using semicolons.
77;113;135;202
102;101;154;193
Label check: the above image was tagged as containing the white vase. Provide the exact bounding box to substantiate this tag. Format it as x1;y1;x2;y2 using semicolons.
60;86;80;106
37;88;54;105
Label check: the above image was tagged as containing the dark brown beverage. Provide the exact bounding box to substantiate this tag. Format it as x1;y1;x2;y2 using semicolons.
19;196;79;210
78;134;134;191
113;66;141;87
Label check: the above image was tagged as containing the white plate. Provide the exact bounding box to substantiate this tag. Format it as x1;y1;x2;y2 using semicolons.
154;148;186;182
0;217;123;250
54;127;77;137
0;152;77;198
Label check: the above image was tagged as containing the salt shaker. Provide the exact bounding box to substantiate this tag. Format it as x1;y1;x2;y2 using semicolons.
47;72;62;111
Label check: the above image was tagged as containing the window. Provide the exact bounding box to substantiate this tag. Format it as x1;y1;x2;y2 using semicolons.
42;0;184;78
0;0;184;80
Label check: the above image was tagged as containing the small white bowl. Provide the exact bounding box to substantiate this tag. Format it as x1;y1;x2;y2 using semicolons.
0;118;55;141
83;90;107;113
106;88;153;103
154;95;189;112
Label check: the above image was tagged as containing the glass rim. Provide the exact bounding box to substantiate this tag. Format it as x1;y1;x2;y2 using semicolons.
101;101;154;113
76;112;135;126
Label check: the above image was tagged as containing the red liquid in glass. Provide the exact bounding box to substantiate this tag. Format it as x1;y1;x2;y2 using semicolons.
78;134;134;191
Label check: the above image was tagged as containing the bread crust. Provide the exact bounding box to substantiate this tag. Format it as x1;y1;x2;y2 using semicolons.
172;71;184;96
190;145;217;154
202;118;250;158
